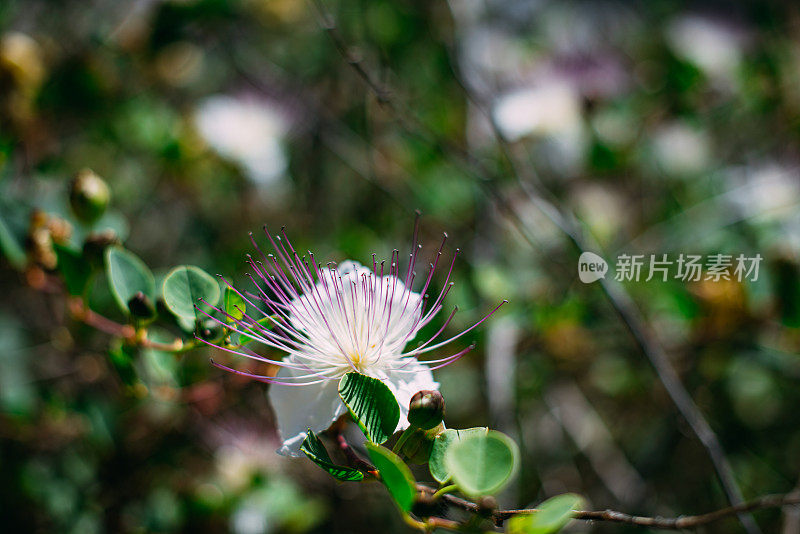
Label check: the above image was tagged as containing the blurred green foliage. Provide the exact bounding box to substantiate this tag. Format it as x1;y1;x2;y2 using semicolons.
1;0;800;532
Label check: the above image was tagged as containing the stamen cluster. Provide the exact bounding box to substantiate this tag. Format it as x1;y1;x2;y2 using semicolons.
205;224;505;386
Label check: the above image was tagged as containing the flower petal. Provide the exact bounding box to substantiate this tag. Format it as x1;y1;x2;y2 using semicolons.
268;366;346;456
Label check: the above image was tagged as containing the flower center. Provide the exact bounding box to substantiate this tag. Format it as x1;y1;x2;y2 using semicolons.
348;351;369;373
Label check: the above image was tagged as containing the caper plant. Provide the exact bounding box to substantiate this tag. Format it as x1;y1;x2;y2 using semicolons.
7;169;794;533
192;222;569;532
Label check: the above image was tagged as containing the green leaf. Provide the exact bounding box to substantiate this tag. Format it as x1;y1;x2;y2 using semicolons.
174;313;196;333
138;346;178;388
54;243;91;296
223;287;246;323
444;429;519;497
105;247;155;314
429;427;487;483
300;429;364;482
506;494;585;534
365;443;416;511
338;372;400;444
162;265;220;319
397;424;442;464
237;316;274;346
0;211;25;269
108;339;138;386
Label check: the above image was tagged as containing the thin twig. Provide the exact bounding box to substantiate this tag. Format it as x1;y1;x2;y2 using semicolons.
781;476;800;533
417;484;800;530
308;0;392;104
69;297;135;338
426;516;462;531
301;429;797;531
68;297;186;352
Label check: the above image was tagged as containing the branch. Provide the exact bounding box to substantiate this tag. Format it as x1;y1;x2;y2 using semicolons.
69;296;135;338
439;37;759;531
417;485;800;531
310;2;392;104
67;297;186;352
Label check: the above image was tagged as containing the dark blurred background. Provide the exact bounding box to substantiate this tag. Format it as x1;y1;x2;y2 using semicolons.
2;0;800;532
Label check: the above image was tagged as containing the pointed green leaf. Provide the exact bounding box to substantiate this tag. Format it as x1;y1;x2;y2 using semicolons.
162;265;220;319
54;243;91;296
365;443;416;512
429;427;487;483
338;372;400;444
105;247;155;314
223;287;246;323
506;494;585;534
300;429;364;482
444;429;519;497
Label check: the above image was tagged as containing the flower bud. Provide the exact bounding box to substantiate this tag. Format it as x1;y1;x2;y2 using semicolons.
199;324;221;340
477;496;498;517
0;32;44;91
46;216;73;244
127;291;156;319
69;169;109;223
408;390;445;430
26;214;56;269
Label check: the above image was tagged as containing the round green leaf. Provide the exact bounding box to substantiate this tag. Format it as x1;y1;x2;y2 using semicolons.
429;427;487;483
162;265;220;319
366;442;416;511
105;246;155;314
338;372;400;444
443;429;519;497
506;493;585;534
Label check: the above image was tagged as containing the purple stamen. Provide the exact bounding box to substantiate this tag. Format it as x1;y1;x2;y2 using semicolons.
207;223;505;388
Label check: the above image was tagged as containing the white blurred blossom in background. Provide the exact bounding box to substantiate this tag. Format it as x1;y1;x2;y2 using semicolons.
195;95;289;187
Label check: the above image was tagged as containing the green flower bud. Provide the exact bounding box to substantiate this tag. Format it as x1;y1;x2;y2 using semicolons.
69;169;109;223
127;291;156;319
408;390;444;430
477;496;498;517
